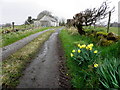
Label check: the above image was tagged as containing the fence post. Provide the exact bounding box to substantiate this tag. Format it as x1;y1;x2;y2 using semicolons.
107;11;111;33
12;22;15;31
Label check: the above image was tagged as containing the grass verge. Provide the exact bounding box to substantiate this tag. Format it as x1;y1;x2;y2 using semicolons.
59;29;120;88
2;30;54;88
1;27;54;47
59;29;96;88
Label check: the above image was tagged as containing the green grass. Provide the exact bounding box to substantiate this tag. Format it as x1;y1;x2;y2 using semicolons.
1;27;54;47
84;26;119;35
59;29;98;88
96;57;120;88
2;30;54;88
59;29;120;88
1;24;34;32
97;41;120;59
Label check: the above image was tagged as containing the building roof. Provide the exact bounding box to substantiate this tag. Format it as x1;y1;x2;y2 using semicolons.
40;15;57;22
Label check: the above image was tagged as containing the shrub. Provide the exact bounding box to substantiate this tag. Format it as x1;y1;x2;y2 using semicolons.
96;38;114;46
96;32;108;37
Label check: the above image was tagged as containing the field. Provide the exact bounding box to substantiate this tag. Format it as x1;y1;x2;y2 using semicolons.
84;26;119;35
59;27;120;88
1;25;54;47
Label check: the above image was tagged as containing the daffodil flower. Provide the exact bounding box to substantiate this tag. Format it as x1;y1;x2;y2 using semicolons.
81;44;86;48
89;47;92;50
70;53;74;57
86;46;89;50
78;49;81;53
72;50;76;53
80;46;83;48
89;43;93;47
94;50;98;53
86;45;90;48
94;63;98;68
86;46;92;50
78;44;81;47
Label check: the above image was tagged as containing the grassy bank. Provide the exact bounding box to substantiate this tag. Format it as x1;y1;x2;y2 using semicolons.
2;30;54;88
59;29;96;88
1;27;53;47
59;29;120;88
84;26;119;35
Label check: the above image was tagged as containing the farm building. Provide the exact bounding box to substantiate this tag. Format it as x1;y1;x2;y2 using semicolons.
34;13;59;27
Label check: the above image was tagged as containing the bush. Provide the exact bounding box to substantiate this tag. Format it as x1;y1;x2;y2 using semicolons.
96;38;114;46
96;32;108;37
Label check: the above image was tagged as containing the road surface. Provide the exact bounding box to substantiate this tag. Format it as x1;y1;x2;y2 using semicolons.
17;28;63;88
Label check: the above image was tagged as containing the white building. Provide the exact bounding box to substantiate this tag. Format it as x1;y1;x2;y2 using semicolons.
34;15;59;27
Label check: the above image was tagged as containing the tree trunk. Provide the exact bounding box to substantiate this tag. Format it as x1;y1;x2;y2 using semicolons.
76;24;85;35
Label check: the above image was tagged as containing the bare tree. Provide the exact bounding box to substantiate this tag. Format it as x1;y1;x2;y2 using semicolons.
73;1;115;35
25;16;34;25
59;18;66;26
37;10;52;20
66;19;75;28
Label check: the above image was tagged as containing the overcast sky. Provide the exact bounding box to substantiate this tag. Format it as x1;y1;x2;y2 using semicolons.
0;0;119;25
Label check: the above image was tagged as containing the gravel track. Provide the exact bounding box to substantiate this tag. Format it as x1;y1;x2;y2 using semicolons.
17;28;64;88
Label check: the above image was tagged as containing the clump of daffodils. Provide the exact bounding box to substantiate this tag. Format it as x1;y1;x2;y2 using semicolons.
86;44;93;50
70;43;99;65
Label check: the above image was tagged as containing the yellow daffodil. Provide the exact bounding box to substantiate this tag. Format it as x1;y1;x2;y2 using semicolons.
89;43;93;47
89;47;92;50
94;63;99;68
87;44;89;46
72;50;76;53
82;44;86;48
78;49;81;53
86;46;89;50
80;44;86;48
86;46;92;50
94;50;98;53
70;53;74;57
78;44;81;47
80;46;83;48
87;45;90;48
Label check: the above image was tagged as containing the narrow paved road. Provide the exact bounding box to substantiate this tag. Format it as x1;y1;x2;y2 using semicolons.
1;28;54;61
17;28;63;88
